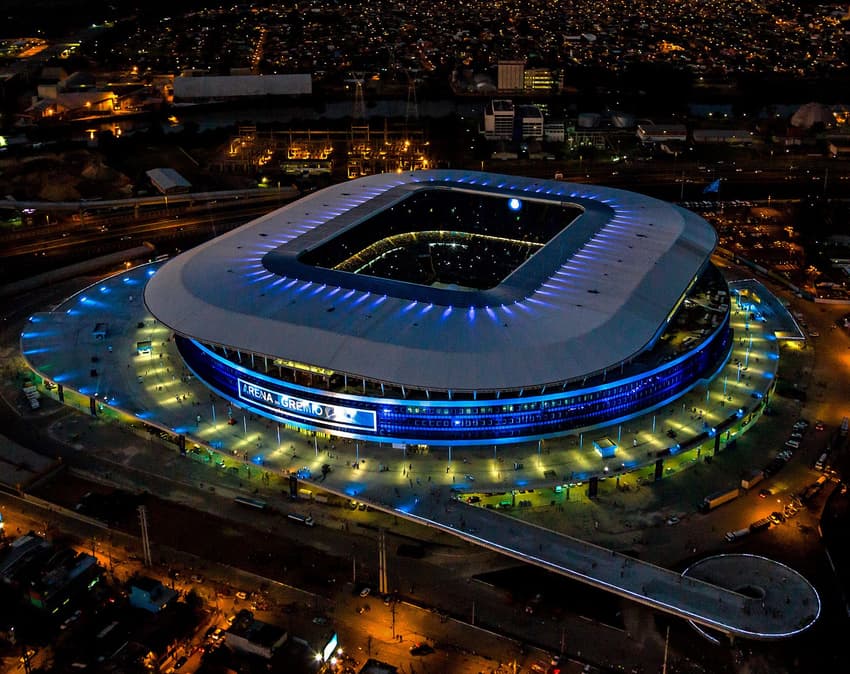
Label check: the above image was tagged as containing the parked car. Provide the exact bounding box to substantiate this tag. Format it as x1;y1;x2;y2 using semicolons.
409;643;435;656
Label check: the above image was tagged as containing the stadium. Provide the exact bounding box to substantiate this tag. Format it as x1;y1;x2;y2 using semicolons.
144;170;733;446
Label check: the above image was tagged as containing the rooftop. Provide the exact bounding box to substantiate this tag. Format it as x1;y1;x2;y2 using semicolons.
144;171;717;392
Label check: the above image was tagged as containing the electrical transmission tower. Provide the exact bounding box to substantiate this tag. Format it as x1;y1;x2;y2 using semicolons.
137;505;152;567
352;74;366;120
405;70;419;127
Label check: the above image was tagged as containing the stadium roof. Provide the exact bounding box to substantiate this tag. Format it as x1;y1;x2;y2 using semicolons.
144;170;717;392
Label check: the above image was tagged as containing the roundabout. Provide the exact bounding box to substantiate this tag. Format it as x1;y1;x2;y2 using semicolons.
681;554;821;642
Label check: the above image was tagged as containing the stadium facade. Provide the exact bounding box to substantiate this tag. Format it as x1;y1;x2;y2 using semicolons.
144;170;732;446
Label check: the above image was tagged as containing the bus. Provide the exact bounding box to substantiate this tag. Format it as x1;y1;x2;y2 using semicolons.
234;496;267;510
287;513;315;527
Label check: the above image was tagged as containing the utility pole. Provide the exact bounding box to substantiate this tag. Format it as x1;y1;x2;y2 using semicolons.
662;625;670;674
377;528;388;595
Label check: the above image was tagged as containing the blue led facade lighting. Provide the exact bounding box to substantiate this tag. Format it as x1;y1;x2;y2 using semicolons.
176;309;731;445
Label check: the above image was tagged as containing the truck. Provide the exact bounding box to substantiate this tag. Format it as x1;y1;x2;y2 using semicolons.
740;469;764;490
287;513;315;527
725;528;750;542
699;487;740;513
749;517;772;532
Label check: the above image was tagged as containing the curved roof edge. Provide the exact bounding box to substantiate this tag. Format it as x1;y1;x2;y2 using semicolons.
145;171;717;391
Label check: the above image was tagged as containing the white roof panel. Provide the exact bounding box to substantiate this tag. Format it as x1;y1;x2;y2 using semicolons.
144;171;717;391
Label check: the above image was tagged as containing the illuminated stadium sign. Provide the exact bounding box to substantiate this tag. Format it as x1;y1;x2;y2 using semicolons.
237;378;376;431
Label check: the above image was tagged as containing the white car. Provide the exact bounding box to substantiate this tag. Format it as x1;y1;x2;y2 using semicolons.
464;474;475;482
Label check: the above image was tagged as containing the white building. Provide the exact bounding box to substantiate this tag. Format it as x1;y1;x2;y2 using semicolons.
173;74;311;101
483;99;515;140
146;168;191;195
517;105;544;140
636;124;688;143
692;129;754;145
544;122;565;142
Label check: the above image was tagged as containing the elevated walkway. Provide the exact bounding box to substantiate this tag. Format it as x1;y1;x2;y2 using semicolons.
351;483;821;641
